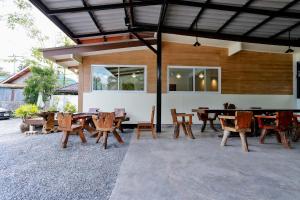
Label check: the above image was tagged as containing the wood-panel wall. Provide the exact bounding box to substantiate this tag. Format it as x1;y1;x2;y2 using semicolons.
79;42;293;110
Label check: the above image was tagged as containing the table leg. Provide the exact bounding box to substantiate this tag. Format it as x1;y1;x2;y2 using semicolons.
113;130;124;144
62;131;69;148
201;120;207;132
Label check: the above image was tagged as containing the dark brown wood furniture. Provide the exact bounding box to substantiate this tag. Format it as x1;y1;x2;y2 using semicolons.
114;108;128;133
196;107;218;132
192;108;300;135
72;113;97;135
256;112;293;149
38;112;57;134
171;109;195;139
292;114;300;142
92;112;124;149
219;111;253;152
136;106;156;139
57;113;87;148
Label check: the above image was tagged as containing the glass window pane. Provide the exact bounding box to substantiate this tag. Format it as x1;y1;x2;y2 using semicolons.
92;67;118;90
195;69;206;91
206;69;219;91
169;68;193;91
119;67;144;91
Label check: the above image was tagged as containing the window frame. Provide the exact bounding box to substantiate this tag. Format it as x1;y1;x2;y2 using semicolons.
167;65;221;93
91;64;147;93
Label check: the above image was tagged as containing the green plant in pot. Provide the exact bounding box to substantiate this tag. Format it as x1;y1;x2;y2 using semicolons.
15;104;39;133
63;102;77;114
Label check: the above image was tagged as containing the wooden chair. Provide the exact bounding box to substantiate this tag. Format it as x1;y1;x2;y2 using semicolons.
196;107;218;132
171;109;195;139
292;114;300;142
114;108;127;133
57;113;87;148
256;112;293;149
219;111;253;152
136;106;156;139
42;112;56;134
92;112;124;149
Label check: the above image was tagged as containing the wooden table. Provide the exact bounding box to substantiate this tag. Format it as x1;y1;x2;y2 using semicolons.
192;108;300;134
72;113;97;135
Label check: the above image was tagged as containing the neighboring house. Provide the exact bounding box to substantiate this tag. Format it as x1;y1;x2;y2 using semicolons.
0;67;78;110
0;67;30;110
53;83;78;111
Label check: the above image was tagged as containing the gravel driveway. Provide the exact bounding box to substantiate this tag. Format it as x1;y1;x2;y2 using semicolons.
0;119;131;200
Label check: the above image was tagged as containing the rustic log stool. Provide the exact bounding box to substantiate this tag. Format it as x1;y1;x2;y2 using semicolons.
92;112;124;149
57;113;87;148
219;111;253;152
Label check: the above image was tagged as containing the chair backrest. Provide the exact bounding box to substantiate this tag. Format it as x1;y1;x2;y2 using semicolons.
170;109;177;123
276;111;293;131
197;107;208;120
57;113;72;131
88;108;99;113
235;111;253;131
45;112;55;129
150;106;155;124
114;108;126;118
93;112;115;131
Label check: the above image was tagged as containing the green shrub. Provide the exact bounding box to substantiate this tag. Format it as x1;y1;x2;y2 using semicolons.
63;102;77;113
15;104;39;119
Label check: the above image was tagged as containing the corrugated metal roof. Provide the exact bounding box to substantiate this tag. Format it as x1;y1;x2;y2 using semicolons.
31;0;300;47
135;5;161;25
164;5;200;28
222;13;269;35
196;9;235;31
94;9;127;31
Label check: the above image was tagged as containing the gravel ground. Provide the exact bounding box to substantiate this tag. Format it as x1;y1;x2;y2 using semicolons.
0;119;131;200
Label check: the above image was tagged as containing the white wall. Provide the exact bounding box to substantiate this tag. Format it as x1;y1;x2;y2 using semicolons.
83;91;294;124
52;95;78;111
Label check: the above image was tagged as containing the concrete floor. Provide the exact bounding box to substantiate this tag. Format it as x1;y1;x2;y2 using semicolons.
109;128;300;200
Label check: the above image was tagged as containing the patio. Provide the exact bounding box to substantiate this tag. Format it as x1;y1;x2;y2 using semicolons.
1;119;300;200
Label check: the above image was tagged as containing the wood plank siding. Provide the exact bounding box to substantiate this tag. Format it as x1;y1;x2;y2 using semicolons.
79;42;292;111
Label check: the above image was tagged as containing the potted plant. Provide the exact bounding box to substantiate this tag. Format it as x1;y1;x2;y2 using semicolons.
63;102;77;114
15;104;39;133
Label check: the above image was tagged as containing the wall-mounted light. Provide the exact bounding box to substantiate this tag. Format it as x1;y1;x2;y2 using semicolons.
176;73;181;79
131;73;137;78
74;69;78;73
198;73;204;79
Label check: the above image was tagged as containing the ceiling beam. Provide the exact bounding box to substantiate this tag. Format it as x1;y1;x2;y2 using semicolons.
134;23;300;47
189;0;211;31
270;21;300;39
243;0;299;36
158;0;168;33
216;0;255;34
47;1;162;15
42;39;157;58
29;0;78;43
81;0;103;33
131;32;157;54
168;0;300;19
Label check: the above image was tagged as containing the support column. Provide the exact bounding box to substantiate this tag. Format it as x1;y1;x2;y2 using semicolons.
156;31;162;133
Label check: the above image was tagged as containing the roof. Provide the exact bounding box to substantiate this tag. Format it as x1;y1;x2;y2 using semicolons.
30;0;300;47
56;83;78;95
0;67;30;84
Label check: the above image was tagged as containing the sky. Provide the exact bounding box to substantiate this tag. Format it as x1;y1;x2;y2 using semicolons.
0;0;76;79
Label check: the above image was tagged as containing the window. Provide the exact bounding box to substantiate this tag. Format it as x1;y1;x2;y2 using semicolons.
168;66;220;92
92;65;146;91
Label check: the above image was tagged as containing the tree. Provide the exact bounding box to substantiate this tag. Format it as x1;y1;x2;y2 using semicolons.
24;66;58;104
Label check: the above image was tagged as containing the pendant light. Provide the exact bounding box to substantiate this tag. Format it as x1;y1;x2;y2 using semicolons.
285;31;294;53
193;21;201;47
